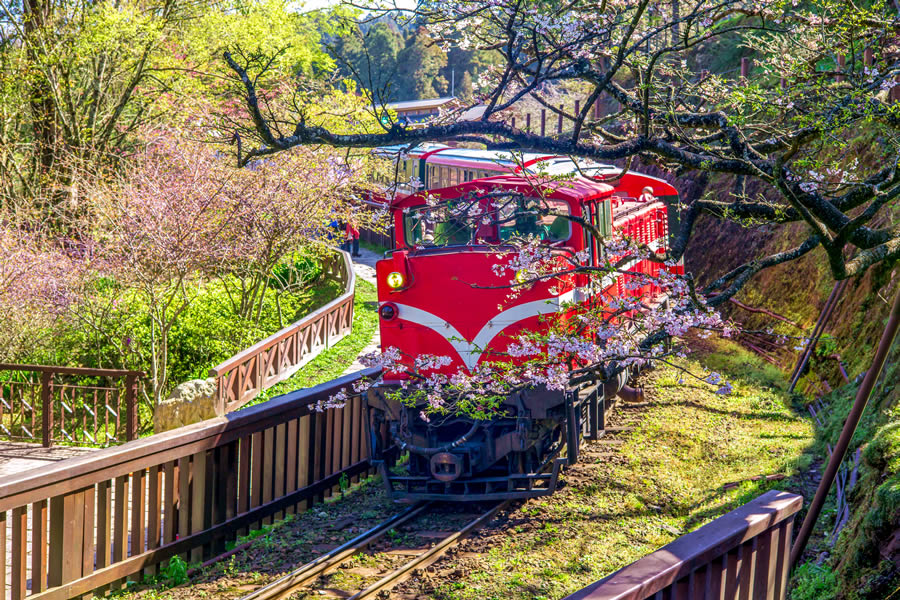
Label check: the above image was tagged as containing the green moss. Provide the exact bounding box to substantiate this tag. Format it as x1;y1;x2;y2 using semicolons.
830;382;900;599
790;562;837;600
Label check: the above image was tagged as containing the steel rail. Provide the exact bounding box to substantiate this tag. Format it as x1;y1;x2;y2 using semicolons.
347;500;511;600
240;502;429;600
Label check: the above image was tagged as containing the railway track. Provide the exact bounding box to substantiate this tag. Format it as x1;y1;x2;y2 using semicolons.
241;500;510;600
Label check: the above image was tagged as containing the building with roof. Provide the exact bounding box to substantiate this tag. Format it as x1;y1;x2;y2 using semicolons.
377;97;457;124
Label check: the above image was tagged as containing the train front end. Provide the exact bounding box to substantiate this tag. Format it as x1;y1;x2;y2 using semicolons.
366;176;613;501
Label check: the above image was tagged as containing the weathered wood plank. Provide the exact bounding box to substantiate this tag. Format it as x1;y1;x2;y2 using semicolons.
0;511;7;600
297;415;310;513
11;506;26;600
81;485;96;599
273;423;286;521
285;419;298;515
560;491;802;600
190;451;207;564
32;498;48;593
26;460;371;600
262;428;274;525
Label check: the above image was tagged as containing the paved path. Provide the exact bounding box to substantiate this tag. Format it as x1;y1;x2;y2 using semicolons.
1;441;98;596
343;247;382;375
0;440;96;478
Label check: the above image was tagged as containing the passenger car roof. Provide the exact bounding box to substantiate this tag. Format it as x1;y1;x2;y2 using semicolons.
392;174;615;208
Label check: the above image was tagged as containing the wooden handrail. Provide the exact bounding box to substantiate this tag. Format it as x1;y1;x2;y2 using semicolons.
0;367;380;600
0;364;143;377
0;367;379;512
0;364;144;446
208;249;357;411
563;490;803;600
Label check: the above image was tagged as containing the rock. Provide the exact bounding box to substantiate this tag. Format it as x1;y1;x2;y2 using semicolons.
154;378;220;433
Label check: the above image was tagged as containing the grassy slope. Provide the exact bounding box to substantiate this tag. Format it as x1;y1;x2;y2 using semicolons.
428;339;813;600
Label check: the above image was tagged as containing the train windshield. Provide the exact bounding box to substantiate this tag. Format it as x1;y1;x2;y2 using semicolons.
404;197;570;246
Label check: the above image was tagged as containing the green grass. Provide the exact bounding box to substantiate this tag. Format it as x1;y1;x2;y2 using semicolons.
430;339;815;600
244;279;379;406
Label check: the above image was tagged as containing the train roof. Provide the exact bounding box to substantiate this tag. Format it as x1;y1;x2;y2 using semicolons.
372;142;450;157
374;144;623;174
372;144;679;197
393;174;615;208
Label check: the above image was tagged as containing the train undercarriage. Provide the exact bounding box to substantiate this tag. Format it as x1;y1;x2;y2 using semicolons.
364;371;643;502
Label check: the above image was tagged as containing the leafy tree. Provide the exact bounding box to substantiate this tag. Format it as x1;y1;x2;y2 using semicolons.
396;27;449;98
221;0;900;418
330;20;405;101
226;0;900;293
0;0;335;218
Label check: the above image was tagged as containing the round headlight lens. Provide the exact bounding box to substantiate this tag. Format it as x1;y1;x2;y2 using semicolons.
386;271;406;289
379;303;398;321
515;270;529;284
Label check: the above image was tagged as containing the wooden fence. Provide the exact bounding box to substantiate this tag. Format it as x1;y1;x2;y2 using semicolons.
0;368;379;600
209;250;356;413
562;489;802;600
0;365;143;448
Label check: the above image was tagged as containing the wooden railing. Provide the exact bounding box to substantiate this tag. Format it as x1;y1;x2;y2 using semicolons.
0;368;378;600
562;490;802;600
0;365;143;447
210;250;356;413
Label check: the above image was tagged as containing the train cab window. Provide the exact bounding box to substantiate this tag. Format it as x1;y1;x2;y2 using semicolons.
497;197;570;242
404;201;474;246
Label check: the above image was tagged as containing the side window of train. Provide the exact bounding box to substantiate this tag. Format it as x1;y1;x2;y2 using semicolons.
404;202;473;246
497;197;571;242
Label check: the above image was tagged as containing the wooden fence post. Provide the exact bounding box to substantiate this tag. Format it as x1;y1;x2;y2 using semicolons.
526;112;531;132
741;57;751;80
836;55;845;83
864;47;874;66
41;370;52;448
574;99;581;120
557;103;564;133
540;109;546;136
125;373;138;442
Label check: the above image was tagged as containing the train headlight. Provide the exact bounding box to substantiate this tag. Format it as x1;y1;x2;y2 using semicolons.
379;303;398;321
515;270;529;284
386;271;406;289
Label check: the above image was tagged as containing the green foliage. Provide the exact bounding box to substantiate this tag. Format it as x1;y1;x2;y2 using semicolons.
330;17;496;101
832;421;900;599
815;335;838;359
162;556;188;586
790;562;837;600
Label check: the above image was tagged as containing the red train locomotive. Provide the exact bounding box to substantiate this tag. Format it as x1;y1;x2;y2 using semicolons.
364;146;680;501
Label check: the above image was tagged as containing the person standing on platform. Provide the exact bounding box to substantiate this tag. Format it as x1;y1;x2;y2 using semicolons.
346;219;361;257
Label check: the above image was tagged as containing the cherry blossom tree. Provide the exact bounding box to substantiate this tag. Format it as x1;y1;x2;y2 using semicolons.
226;0;900;290
221;0;900;416
0;225;87;361
87;127;376;404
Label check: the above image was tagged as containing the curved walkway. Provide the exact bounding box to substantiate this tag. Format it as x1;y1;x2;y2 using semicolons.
343;247;382;375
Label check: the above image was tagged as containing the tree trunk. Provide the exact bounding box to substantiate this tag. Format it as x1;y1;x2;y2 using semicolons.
23;0;57;180
671;0;680;42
